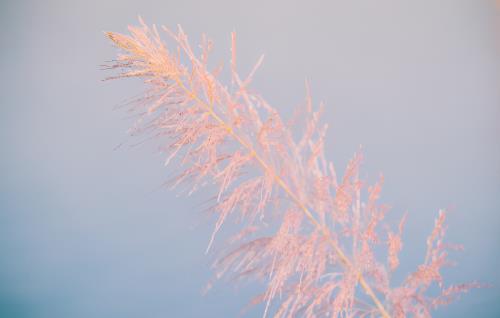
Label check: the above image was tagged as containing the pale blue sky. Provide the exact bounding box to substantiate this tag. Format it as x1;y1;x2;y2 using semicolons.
1;0;499;317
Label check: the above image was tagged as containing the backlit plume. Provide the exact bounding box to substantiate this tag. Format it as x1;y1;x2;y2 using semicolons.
104;18;478;317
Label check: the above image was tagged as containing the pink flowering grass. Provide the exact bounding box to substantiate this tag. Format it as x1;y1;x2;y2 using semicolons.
103;18;479;317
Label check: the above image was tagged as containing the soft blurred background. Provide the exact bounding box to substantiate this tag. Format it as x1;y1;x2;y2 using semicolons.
1;0;499;317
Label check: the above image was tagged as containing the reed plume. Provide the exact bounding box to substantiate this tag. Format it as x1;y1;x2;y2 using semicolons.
103;18;478;317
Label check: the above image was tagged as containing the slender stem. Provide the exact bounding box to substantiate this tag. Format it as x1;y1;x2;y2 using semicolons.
174;78;391;318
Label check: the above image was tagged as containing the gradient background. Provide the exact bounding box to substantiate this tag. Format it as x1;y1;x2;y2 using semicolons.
1;0;499;317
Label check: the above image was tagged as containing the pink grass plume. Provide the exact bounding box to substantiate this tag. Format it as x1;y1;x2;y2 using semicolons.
103;18;482;317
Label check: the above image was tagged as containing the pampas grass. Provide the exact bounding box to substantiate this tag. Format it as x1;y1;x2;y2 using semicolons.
103;18;479;317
